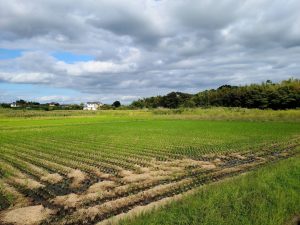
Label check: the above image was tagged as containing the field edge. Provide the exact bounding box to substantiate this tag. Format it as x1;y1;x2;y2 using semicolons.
114;153;300;225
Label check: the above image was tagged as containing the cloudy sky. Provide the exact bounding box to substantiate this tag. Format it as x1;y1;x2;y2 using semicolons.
0;0;299;104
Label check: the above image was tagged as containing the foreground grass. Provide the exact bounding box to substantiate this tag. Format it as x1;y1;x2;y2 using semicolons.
0;183;14;210
120;154;300;225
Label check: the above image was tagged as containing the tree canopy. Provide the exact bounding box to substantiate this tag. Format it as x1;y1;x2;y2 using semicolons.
112;101;121;108
131;79;300;109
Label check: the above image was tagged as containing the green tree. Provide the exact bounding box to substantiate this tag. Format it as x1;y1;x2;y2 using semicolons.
112;101;121;108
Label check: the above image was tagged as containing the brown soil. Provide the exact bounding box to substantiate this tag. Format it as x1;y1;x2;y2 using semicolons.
52;193;81;208
53;191;112;209
67;170;86;188
41;173;63;184
68;178;192;224
286;214;300;225
87;181;117;193
120;158;215;184
229;153;247;160
0;142;297;225
0;205;53;225
0;182;30;208
14;178;44;189
96;192;187;225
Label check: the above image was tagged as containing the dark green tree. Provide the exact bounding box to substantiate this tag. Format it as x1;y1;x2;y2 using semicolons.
112;101;121;108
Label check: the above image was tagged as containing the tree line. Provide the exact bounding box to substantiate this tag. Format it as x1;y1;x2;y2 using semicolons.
0;100;83;110
0;100;123;110
131;79;300;109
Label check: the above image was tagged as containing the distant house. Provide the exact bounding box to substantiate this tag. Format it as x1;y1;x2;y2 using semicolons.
83;102;103;110
10;102;17;108
48;102;59;107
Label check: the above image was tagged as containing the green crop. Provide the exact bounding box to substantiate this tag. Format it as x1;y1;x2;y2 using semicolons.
0;108;299;224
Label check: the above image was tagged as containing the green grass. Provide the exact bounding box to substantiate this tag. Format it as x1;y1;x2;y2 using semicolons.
1;116;300;159
0;182;15;210
119;154;300;225
1;107;300;122
0;108;299;224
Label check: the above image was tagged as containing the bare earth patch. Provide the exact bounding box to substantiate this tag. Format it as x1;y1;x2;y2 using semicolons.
52;193;80;208
287;214;300;225
68;178;193;224
14;178;44;189
121;171;156;183
120;158;215;184
87;181;117;193
67;169;86;188
41;173;63;184
0;182;30;208
0;205;53;225
229;153;247;160
96;192;188;225
0;144;297;225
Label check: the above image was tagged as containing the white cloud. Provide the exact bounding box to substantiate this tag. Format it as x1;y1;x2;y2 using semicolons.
0;72;55;83
37;95;72;102
0;0;299;103
55;60;136;76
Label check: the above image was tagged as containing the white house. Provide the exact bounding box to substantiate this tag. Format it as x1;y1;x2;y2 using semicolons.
48;102;59;107
83;102;103;110
10;102;17;108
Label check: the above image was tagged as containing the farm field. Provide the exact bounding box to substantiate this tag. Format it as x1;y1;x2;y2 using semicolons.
119;154;300;225
0;108;300;225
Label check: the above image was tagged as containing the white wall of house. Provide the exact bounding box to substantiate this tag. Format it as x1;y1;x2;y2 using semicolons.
83;102;103;110
10;102;17;108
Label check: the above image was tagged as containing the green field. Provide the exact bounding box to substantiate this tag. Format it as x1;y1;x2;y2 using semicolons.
0;108;299;225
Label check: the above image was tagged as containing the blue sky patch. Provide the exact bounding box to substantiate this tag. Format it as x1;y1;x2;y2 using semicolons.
52;51;94;63
0;82;81;103
0;48;22;60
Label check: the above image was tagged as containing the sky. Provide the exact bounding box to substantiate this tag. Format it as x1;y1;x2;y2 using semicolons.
0;0;300;104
